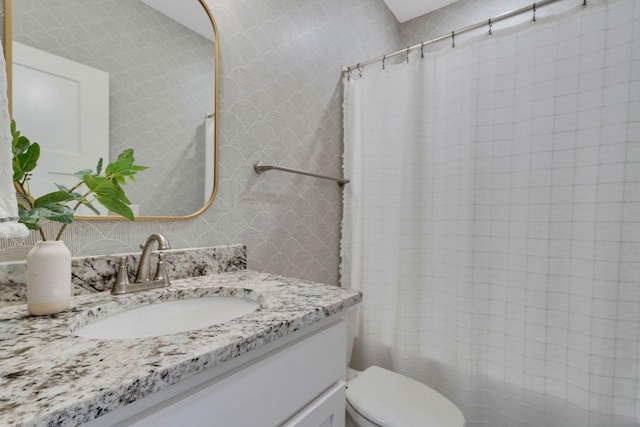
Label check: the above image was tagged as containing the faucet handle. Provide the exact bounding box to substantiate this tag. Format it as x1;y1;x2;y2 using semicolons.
112;256;131;294
153;252;171;287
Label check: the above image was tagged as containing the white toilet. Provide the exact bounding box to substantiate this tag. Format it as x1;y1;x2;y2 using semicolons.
345;311;465;427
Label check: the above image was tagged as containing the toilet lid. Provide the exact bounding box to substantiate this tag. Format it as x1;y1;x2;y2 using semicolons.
346;366;465;427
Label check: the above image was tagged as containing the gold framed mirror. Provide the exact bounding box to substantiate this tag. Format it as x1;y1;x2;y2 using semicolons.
3;0;219;221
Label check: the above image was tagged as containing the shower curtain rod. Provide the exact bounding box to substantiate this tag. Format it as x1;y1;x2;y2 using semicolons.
342;0;583;75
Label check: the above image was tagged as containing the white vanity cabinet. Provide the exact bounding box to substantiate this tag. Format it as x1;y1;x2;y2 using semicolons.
85;317;347;427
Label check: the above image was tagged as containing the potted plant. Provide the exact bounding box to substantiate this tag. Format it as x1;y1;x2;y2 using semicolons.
11;120;147;315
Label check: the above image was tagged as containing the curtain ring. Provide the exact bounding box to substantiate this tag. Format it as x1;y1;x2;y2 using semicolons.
347;67;351;81
451;31;455;48
583;0;587;6
382;55;386;70
357;63;363;77
420;42;424;58
532;3;536;23
488;18;492;37
406;47;410;63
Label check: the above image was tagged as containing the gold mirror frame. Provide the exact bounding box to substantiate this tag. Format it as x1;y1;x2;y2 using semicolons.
3;0;219;222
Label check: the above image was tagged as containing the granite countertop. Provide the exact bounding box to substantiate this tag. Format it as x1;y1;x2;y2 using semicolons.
0;270;362;427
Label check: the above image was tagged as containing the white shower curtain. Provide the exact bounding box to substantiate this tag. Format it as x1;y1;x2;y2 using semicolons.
341;1;639;426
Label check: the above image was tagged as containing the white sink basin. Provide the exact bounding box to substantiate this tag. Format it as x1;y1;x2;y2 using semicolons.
74;296;260;340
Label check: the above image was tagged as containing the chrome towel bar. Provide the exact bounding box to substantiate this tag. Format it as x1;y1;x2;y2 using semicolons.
253;162;350;186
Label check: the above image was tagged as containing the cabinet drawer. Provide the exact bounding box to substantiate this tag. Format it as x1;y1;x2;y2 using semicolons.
282;381;346;427
119;320;346;427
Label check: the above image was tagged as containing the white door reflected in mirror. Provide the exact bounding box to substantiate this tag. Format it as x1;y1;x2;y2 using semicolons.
12;42;109;215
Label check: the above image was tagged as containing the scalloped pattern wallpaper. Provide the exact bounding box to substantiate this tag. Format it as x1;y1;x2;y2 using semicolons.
0;0;402;286
0;0;573;286
12;0;213;217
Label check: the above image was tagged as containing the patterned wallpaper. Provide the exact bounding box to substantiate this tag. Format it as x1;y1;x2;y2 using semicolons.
0;0;589;285
0;0;401;287
12;0;213;217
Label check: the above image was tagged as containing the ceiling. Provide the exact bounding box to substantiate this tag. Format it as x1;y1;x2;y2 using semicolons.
140;0;458;35
382;0;459;23
139;0;215;41
140;0;458;33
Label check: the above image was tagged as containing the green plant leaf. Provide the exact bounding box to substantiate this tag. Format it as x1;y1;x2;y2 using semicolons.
17;142;40;174
17;206;42;231
79;200;101;216
85;173;132;204
53;183;102;215
98;196;134;220
84;176;129;204
12;160;23;182
55;184;80;199
82;175;134;220
74;169;93;180
36;204;74;224
11;121;146;237
118;148;133;160
13;136;30;156
105;149;148;182
55;184;85;202
83;175;112;194
11;121;26;155
96;158;103;175
33;191;75;208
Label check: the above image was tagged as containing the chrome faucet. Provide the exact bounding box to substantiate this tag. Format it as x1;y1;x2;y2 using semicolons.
111;233;171;294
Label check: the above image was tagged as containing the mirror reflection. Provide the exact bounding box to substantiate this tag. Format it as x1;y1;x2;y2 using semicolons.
10;0;217;218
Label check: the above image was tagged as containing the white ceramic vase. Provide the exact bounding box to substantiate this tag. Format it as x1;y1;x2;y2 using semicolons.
26;241;71;316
